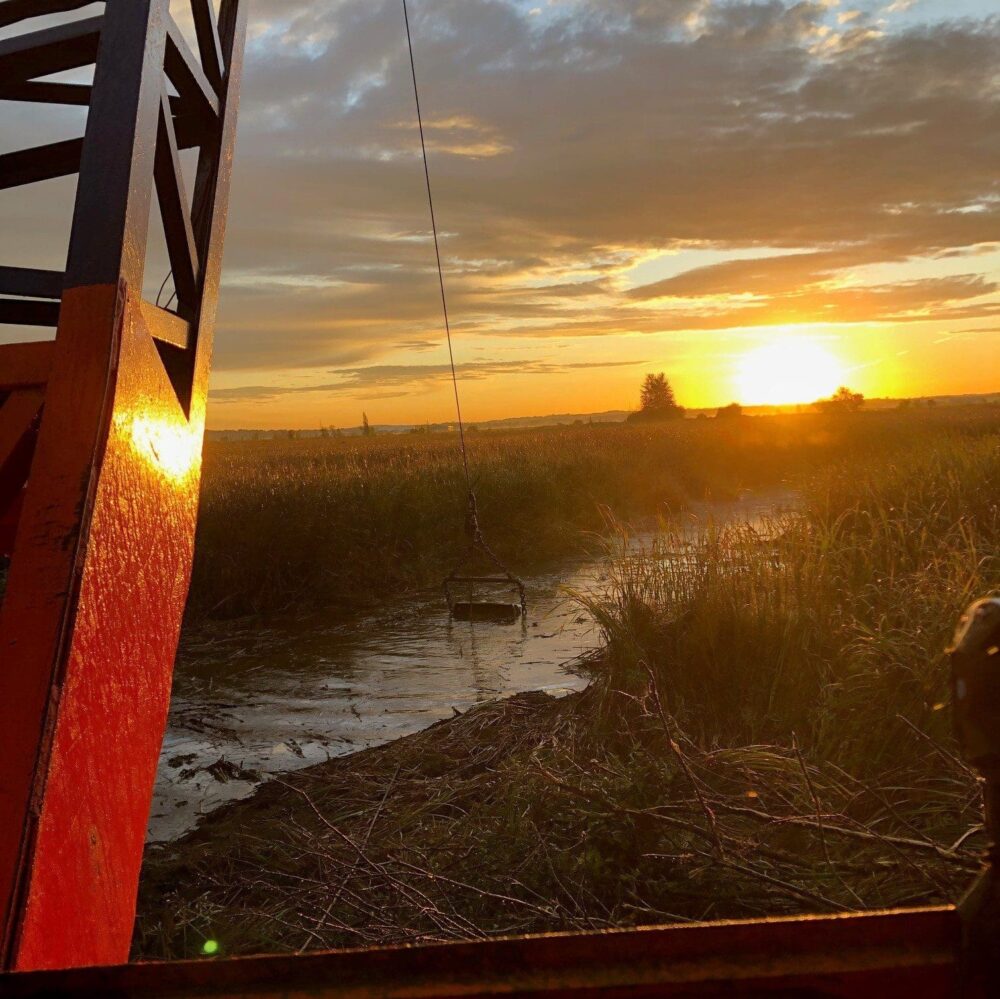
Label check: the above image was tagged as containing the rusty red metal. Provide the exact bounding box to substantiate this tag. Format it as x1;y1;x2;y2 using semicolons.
0;907;968;997
0;344;51;555
0;0;246;972
0;284;206;969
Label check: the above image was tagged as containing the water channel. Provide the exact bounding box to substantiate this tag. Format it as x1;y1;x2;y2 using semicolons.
149;493;789;842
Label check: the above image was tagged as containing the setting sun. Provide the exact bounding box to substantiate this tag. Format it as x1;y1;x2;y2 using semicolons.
734;339;847;407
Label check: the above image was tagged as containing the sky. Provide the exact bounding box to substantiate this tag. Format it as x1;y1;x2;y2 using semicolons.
2;0;999;428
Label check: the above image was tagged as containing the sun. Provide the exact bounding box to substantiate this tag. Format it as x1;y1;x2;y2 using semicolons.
734;338;847;407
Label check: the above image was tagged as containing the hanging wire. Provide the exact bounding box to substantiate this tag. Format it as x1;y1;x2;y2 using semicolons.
155;269;178;312
401;0;472;496
155;269;173;308
402;0;526;615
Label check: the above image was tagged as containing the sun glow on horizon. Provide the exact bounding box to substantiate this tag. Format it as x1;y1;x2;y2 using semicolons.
734;338;847;407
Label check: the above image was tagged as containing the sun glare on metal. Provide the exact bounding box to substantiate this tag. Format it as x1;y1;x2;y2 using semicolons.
128;414;201;484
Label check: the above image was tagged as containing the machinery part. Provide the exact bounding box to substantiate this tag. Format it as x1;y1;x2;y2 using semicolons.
0;0;247;971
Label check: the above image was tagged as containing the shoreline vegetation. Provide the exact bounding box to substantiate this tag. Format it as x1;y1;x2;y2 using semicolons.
138;406;1000;959
188;406;1000;622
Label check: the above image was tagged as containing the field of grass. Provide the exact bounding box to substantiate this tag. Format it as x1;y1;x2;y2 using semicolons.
137;407;1000;957
189;406;1000;620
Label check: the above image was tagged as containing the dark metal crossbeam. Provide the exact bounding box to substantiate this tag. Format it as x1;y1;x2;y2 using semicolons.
0;82;197;115
173;111;211;150
218;0;241;65
190;0;224;92
155;92;200;315
0;138;83;191
0;298;60;327
0;0;95;30
0;15;102;82
0;81;91;105
0;267;62;300
165;17;219;125
0;120;206;192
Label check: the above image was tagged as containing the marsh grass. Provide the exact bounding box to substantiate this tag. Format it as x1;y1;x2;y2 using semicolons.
137;413;1000;957
189;407;1000;620
583;431;999;765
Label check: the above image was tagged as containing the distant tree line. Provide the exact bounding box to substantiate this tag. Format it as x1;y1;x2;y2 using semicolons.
626;374;869;422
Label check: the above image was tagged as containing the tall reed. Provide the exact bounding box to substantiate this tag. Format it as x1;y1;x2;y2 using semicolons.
582;430;1000;779
189;407;1000;621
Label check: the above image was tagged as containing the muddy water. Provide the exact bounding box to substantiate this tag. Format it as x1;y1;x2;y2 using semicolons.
148;493;789;842
149;565;599;842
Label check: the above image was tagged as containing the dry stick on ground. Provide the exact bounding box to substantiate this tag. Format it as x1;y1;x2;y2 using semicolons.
635;733;977;903
712;802;980;870
542;751;858;882
290;836;479;943
531;754;859;912
135;681;987;957
788;734;869;908
280;732;580;936
896;713;976;778
324;765;400;916
388;858;562;923
275;779;487;940
644;663;726;860
223;845;390;943
792;735;832;870
527;817;606;930
821;761;948;850
948;824;985;854
823;759;977;886
651;848;851;913
532;763;721;849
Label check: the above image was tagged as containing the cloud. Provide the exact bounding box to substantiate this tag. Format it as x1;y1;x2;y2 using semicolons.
210;357;645;403
626;249;1000;327
2;0;999;414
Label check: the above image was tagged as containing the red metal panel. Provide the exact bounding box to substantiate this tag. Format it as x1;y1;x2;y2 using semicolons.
0;494;24;555
0;907;966;998
0;390;43;556
0;342;53;390
0;286;122;966
0;284;207;970
0;0;244;970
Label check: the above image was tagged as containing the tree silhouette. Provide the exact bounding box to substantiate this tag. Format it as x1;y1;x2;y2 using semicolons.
816;386;864;414
641;373;676;411
630;373;685;422
716;402;743;419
